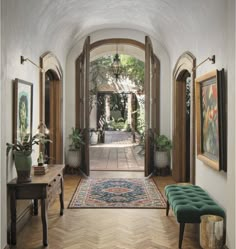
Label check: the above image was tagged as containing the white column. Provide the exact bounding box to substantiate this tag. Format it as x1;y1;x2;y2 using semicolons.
127;93;132;125
105;95;110;122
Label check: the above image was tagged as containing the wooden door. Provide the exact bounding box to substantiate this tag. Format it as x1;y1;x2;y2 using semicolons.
144;36;157;176
48;80;63;164
152;55;160;135
172;80;186;181
75;36;90;176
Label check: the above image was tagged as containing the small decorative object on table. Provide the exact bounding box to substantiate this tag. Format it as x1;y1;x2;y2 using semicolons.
33;165;48;175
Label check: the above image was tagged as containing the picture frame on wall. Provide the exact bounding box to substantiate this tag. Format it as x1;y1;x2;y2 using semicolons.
195;69;226;171
13;78;33;144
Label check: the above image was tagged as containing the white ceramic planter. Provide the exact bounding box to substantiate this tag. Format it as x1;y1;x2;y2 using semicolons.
154;151;169;168
67;150;81;168
90;132;98;145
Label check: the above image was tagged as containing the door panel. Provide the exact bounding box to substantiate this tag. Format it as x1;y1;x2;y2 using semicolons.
172;80;186;181
144;36;154;176
75;36;90;176
45;79;63;164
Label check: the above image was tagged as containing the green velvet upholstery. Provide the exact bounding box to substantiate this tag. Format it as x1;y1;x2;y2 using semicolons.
165;185;225;223
165;184;225;248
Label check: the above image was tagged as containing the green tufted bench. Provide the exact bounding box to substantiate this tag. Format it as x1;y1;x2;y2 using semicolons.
165;184;225;249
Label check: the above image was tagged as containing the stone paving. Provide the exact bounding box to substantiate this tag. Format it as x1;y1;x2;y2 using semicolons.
90;131;144;171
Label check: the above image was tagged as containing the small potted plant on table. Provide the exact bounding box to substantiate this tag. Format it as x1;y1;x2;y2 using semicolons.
6;133;51;183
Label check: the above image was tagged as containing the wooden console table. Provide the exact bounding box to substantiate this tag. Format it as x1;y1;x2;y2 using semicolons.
7;164;65;246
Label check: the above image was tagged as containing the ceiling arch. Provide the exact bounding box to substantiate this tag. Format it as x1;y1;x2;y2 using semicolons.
5;0;227;63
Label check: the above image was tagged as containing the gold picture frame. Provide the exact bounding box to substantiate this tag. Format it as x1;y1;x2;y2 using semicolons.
195;69;226;171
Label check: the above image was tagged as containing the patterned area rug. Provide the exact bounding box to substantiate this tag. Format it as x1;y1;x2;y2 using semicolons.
68;178;166;208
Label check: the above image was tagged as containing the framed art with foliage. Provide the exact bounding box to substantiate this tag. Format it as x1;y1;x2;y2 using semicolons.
195;69;226;171
13;78;33;144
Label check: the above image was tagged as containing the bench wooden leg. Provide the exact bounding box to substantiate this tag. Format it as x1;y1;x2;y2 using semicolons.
166;200;170;216
179;223;185;249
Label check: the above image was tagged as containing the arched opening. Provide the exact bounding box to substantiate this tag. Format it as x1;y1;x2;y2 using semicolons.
40;52;63;164
75;37;160;176
89;54;145;172
172;52;196;183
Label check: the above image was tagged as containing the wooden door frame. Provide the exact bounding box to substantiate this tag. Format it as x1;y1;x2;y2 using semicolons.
40;52;63;163
76;37;160;176
172;52;196;183
75;37;90;176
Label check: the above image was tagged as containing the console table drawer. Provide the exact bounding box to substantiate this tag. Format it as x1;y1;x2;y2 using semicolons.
15;185;47;199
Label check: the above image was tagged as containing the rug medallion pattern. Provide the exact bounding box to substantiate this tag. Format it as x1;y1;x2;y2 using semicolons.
68;178;166;208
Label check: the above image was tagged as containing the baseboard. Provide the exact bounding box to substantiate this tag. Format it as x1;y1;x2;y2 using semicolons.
7;203;32;244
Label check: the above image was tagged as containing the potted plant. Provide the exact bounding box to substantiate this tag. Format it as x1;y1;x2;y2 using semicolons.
154;134;172;169
6;133;52;183
67;127;84;169
90;128;99;145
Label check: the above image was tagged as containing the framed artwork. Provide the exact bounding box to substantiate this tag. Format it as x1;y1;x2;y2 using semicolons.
13;79;33;143
195;69;226;171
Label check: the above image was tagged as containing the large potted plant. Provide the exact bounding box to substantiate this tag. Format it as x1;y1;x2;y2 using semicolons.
154;134;172;169
67;127;84;169
6;133;51;183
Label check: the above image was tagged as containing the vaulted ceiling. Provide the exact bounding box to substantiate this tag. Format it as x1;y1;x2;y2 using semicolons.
5;0;226;62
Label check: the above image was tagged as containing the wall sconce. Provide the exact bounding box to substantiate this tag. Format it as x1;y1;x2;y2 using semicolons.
21;55;44;72
192;55;215;71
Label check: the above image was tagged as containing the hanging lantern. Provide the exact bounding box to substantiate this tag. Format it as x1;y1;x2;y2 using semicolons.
111;45;122;80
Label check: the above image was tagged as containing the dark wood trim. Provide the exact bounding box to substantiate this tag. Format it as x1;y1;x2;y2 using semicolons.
84;36;90;176
144;36;153;177
40;52;63;121
40;52;63;164
90;38;145;51
76;37;90;176
75;54;82;128
172;52;196;183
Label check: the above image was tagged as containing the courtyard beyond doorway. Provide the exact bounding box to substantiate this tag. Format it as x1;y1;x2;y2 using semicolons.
90;131;144;171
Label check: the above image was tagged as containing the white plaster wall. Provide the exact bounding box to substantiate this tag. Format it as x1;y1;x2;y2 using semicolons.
167;1;235;247
0;0;2;247
226;0;236;247
0;0;235;248
0;2;68;247
65;28;171;151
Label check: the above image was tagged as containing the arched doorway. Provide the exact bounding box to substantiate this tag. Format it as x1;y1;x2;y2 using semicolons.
172;52;196;183
75;37;160;176
40;52;63;164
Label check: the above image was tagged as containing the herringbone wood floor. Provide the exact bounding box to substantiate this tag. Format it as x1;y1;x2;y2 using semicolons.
10;173;201;249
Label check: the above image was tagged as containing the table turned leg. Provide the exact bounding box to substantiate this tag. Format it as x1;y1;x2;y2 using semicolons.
10;189;17;245
59;176;64;215
41;199;48;246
